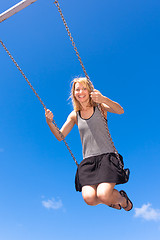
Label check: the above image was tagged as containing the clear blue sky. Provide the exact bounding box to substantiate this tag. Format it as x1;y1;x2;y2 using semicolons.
0;0;160;239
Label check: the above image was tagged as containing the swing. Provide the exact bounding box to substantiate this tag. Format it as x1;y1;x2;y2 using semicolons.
0;0;129;183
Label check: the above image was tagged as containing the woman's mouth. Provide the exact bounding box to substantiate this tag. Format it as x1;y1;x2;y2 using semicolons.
78;95;86;99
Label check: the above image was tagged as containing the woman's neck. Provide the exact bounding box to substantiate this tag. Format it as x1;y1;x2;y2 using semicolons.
80;103;92;111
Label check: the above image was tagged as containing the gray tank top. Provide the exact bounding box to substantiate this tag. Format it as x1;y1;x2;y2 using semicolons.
77;106;115;159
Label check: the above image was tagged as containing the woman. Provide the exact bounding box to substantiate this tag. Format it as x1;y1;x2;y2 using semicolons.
45;77;133;211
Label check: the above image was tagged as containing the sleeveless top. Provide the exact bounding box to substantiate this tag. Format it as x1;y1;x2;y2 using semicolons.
77;106;115;159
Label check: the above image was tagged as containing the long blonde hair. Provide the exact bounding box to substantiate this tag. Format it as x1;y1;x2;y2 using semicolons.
70;77;97;112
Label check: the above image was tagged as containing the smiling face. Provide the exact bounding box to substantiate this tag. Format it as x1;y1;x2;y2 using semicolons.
70;77;96;111
74;82;90;104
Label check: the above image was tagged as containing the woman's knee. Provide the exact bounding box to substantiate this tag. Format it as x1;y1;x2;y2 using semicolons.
83;194;97;206
97;183;115;204
82;186;97;206
97;190;111;204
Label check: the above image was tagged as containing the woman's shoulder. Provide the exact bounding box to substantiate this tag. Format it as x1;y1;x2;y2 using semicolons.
68;110;78;124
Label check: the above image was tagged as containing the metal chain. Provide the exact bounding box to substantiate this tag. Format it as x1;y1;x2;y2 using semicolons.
1;1;122;169
54;1;124;169
0;39;79;167
98;104;124;169
54;0;94;91
0;40;46;109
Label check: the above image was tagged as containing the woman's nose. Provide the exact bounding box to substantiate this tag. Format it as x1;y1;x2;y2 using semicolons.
80;89;84;93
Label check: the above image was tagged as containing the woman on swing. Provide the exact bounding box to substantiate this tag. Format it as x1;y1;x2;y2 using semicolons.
45;77;133;211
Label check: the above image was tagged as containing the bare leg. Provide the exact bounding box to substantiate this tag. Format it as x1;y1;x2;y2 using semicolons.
82;183;132;211
97;183;127;209
82;184;122;208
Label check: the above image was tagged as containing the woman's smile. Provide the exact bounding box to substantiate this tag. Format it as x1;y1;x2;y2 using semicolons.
74;82;90;103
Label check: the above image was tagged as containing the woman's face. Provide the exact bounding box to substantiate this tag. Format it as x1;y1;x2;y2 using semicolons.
74;82;90;104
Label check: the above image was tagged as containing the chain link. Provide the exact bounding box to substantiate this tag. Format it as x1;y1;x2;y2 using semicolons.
0;39;79;167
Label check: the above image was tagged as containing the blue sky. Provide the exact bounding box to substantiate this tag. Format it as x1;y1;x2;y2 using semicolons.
0;0;160;239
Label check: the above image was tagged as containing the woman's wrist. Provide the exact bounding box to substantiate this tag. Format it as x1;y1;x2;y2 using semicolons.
101;95;106;104
46;119;53;125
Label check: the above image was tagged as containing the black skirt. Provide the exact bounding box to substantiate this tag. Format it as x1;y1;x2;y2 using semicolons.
75;152;130;192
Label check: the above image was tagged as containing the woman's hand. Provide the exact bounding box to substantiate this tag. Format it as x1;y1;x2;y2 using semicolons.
91;91;124;114
90;90;104;104
45;109;54;124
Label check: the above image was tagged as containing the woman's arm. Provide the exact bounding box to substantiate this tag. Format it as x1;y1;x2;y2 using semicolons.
90;90;124;114
45;109;77;141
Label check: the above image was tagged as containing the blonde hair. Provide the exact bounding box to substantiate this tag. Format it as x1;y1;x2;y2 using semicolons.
70;77;97;112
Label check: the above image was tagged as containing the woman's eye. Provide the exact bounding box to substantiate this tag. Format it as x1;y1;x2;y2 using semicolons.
75;87;87;92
